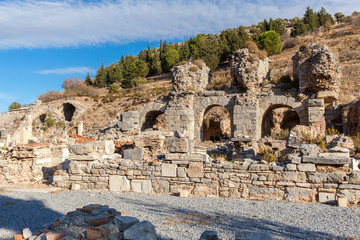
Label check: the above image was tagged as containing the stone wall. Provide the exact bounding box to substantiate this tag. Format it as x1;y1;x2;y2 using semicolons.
51;151;360;205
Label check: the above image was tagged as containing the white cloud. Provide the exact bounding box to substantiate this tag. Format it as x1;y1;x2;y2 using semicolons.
0;0;358;49
0;92;16;102
37;66;96;75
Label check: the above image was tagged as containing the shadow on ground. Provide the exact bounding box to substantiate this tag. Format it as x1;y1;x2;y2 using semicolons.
115;195;339;240
0;193;62;238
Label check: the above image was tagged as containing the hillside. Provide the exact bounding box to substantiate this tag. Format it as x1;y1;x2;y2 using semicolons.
32;17;359;135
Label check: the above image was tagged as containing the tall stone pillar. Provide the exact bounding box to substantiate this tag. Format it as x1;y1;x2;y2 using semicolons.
307;99;326;135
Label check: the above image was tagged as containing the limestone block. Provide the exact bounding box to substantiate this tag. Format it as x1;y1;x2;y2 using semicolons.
109;176;130;192
297;163;316;172
123;148;144;161
318;192;336;204
302;156;351;165
68;155;96;161
131;180;143;193
349;173;360;184
71;183;81;191
248;187;284;200
285;164;297;171
308;98;324;107
165;137;189;153
285;188;316;202
186;162;204;178
177;167;187;178
115;216;140;231
300;144;321;156
308;173;345;183
69;144;92;155
280;172;307;182
162;163;177;177
337;198;348;207
123;221;157;240
142;180;152;194
179;189;189;197
193;183;218;197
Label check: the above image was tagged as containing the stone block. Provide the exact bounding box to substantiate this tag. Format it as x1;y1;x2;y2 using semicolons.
248;187;284;200
142;180;152;194
308;98;324;107
115;216;140;231
165;137;189;153
179;189;189;197
318;192;336;204
349;173;360;184
285;187;316;202
297;163;316;172
286;164;297;171
177;167;187;178
337;198;348;207
302;156;351;165
162;163;177;177
131;180;143;193
71;183;81;190
123;221;157;240
186;162;204;178
123;148;144;161
109;176;130;192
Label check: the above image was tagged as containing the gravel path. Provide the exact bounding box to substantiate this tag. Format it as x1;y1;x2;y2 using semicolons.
0;188;359;240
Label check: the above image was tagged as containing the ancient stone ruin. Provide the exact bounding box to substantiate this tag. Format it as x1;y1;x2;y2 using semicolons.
1;43;360;209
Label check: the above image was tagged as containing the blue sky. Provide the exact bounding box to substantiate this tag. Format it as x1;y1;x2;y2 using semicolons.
0;0;359;113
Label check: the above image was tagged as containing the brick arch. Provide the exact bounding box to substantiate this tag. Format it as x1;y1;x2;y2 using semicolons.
139;102;167;131
259;96;306;138
193;96;234;140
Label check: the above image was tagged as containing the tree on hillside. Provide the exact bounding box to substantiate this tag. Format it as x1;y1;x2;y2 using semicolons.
179;41;191;61
334;12;345;23
85;73;91;85
8;102;21;111
291;21;311;37
162;49;179;72
258;30;283;55
189;34;220;70
318;7;334;26
126;60;149;79
149;48;162;75
304;7;320;31
94;63;107;87
219;27;248;61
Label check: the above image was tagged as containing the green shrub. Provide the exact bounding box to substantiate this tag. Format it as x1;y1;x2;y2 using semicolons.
45;113;55;128
259;147;277;162
109;83;120;93
258;30;283;55
8;102;21;111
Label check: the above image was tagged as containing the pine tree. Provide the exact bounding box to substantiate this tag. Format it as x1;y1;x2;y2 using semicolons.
85;73;91;85
304;7;319;31
94;63;107;87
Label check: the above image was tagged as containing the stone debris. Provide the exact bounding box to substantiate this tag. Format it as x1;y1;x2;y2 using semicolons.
14;204;157;240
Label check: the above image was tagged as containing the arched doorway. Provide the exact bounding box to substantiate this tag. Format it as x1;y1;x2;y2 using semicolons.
141;111;165;131
202;105;231;141
63;103;76;121
262;105;300;138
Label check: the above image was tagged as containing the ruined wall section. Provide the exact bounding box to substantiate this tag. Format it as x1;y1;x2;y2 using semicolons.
51;152;360;205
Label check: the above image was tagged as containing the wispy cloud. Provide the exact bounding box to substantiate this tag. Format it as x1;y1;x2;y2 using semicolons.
0;92;16;102
0;0;358;49
37;66;96;75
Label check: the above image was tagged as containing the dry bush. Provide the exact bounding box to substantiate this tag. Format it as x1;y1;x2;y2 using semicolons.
350;15;360;27
189;66;199;72
245;41;259;54
283;37;300;50
38;90;63;103
192;59;206;68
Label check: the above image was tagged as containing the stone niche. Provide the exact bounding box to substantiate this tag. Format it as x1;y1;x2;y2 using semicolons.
292;43;341;99
172;62;210;93
230;47;270;92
